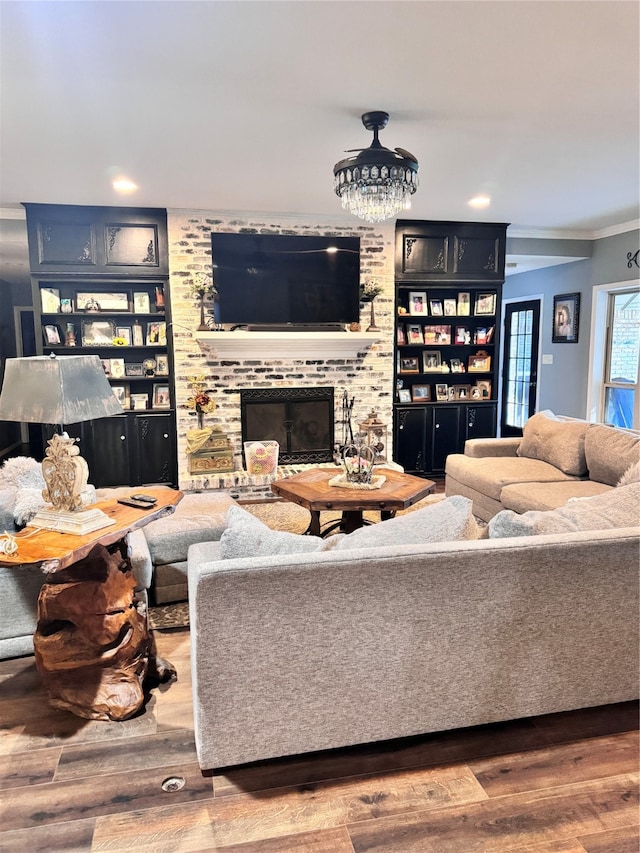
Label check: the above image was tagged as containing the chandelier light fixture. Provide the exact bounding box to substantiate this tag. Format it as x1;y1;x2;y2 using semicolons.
333;111;419;223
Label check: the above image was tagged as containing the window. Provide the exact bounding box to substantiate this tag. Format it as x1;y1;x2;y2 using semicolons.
602;289;640;428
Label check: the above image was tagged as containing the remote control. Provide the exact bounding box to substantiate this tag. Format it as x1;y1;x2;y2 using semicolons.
117;498;156;510
130;494;158;504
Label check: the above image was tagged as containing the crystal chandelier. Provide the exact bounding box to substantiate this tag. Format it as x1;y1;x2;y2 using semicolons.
333;111;419;223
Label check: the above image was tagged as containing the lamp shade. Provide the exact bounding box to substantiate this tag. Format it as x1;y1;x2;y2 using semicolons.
0;355;123;426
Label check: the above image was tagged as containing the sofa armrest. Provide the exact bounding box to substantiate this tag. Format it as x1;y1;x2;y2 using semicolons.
464;437;521;458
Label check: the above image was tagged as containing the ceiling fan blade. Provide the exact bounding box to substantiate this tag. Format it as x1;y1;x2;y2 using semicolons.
395;146;418;161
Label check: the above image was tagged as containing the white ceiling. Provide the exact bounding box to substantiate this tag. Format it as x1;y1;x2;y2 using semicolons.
1;0;639;238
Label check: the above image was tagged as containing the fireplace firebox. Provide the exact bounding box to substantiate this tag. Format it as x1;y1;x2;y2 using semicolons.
240;387;335;465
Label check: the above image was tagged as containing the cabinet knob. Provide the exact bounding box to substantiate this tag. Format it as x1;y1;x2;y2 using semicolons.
435;423;440;429
163;433;168;439
120;435;126;441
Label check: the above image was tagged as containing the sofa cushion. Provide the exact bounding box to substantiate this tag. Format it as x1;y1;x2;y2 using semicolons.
332;495;479;550
516;411;588;476
585;424;640;486
446;453;578;502
500;480;612;514
488;482;640;538
220;505;331;559
619;459;640;487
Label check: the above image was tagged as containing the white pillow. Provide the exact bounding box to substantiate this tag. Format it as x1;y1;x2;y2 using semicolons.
220;503;333;559
489;482;640;538
332;495;479;550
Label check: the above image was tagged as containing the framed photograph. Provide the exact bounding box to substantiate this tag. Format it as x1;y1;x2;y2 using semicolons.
152;384;171;409
552;292;580;343
398;388;412;404
130;393;148;411
112;384;130;409
40;287;61;313
468;351;492;372
155;354;169;376
408;291;427;316
435;383;449;401
133;291;151;313
422;350;442;371
412;384;431;402
100;358;111;376
407;323;423;345
443;298;457;316
399;355;420;374
397;325;407;346
109;357;125;379
81;319;116;346
77;291;129;312
132;322;144;347
455;325;470;345
476;380;492;399
146;320;166;345
125;362;144;377
115;326;132;345
429;298;443;316
448;386;457;400
475;327;488;345
470;386;482;400
423;324;451;345
457;292;471;316
450;358;464;373
474;292;496;315
455;385;471;400
42;324;61;345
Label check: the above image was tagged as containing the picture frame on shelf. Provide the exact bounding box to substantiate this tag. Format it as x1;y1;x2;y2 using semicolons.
133;291;151;314
457;292;471;315
422;350;442;371
455;385;471;400
397;388;412;404
77;291;129;312
132;323;144;346
474;292;496;315
408;291;427;316
42;324;61;345
152;384;171;409
40;287;61;313
448;386;456;400
115;326;132;345
397;325;407;346
476;380;492;399
109;358;126;379
155;354;169;376
423;324;451;345
475;327;488;345
125;362;144;377
146;320;166;345
552;292;580;343
455;326;470;345
112;384;130;409
471;386;482;400
155;285;165;308
435;383;449;401
411;384;431;402
450;358;464;373
468;351;492;372
81;319;116;346
429;298;443;316
407;324;423;345
100;359;111;376
399;355;420;374
443;298;457;316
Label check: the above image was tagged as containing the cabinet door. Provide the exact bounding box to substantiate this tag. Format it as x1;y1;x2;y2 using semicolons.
131;412;176;486
465;403;497;441
430;405;460;473
84;415;131;488
451;225;505;280
393;406;426;473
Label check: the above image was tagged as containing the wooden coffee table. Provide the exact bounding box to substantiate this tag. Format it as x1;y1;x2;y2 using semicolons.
271;467;436;536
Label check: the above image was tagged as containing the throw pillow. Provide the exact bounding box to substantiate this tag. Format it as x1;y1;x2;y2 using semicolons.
585;423;640;486
489;481;640;538
516;410;588;476
220;503;334;559
618;459;640;487
331;495;479;550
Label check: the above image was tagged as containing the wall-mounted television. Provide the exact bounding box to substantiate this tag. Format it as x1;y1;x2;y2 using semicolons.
210;232;361;329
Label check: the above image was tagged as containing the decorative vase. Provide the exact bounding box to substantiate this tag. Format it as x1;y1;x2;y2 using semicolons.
197;296;208;331
366;299;379;332
342;442;375;484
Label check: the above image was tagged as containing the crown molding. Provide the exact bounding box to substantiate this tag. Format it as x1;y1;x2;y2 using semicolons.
508;219;639;241
0;206;26;220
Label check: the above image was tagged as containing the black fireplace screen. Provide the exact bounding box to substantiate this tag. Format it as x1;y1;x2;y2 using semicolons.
240;387;335;464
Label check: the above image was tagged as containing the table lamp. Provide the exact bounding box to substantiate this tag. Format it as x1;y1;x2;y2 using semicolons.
0;354;124;534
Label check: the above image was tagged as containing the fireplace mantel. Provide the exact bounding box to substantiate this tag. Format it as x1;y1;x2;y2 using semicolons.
195;330;380;359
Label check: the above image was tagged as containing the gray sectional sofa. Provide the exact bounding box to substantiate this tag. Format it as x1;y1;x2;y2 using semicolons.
187;488;640;770
445;411;640;521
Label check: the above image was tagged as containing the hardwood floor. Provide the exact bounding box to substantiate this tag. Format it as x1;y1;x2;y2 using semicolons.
0;626;637;853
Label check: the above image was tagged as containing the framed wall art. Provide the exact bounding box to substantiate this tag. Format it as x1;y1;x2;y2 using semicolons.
408;291;427;316
552;292;580;343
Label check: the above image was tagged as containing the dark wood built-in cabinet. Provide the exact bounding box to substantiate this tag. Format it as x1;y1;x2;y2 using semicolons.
23;203;177;488
393;219;507;475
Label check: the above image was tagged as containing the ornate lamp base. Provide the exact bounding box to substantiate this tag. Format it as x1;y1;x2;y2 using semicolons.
29;507;114;535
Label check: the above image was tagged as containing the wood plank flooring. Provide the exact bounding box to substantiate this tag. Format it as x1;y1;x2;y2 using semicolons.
0;627;637;852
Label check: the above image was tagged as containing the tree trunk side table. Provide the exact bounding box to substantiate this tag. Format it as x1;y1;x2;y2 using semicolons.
0;487;182;721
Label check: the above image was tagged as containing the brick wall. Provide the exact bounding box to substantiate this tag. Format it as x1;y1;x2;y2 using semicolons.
167;210;396;491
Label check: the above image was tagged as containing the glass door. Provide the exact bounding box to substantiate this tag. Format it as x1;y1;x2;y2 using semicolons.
500;300;540;436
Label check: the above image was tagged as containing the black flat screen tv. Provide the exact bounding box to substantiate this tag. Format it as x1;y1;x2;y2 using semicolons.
210;232;361;328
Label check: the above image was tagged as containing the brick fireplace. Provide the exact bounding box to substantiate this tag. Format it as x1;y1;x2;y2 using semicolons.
167;210;396;494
